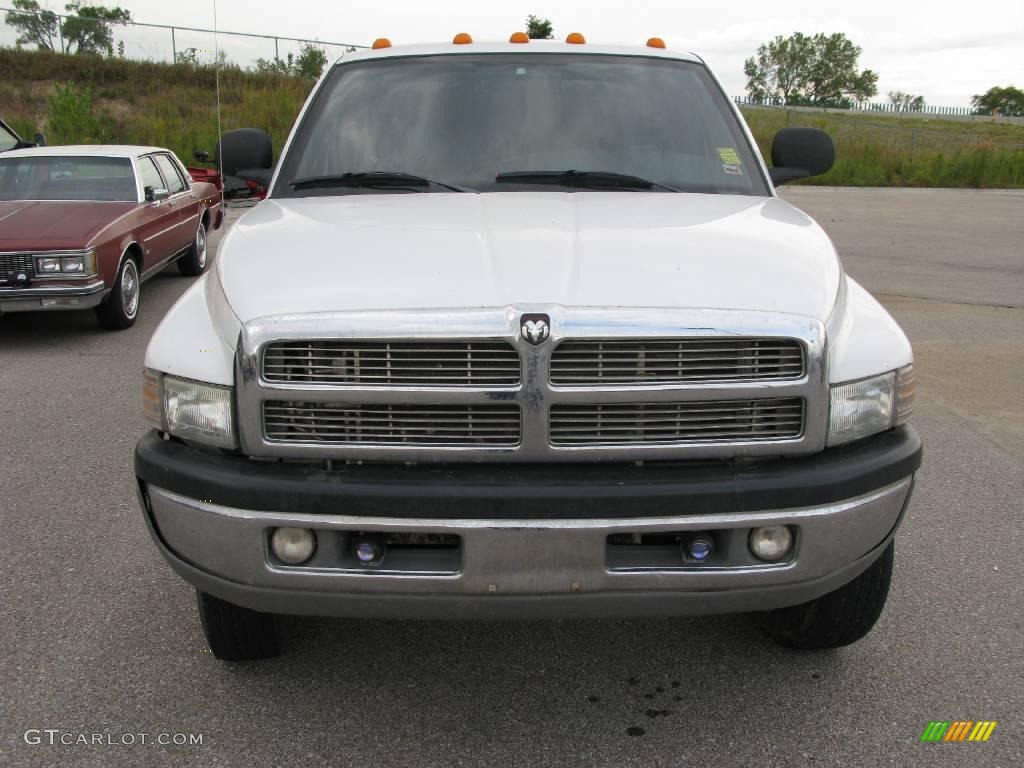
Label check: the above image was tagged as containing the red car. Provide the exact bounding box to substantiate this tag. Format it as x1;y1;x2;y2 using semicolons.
0;145;223;329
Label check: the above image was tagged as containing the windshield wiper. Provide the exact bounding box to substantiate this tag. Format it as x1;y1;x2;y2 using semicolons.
290;172;470;193
495;170;680;192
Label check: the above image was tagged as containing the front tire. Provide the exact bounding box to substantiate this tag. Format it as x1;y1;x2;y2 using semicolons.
95;255;140;330
196;590;279;661
177;219;208;276
757;541;894;650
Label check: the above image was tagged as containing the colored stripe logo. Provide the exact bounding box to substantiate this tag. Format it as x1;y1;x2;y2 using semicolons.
921;721;996;742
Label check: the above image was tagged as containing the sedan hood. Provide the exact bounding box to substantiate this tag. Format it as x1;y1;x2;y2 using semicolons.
216;193;842;325
0;200;136;250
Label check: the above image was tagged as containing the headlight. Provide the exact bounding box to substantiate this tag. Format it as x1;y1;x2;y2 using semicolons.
828;364;914;446
34;250;97;276
143;369;236;449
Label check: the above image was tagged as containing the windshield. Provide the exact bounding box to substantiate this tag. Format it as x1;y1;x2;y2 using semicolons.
0;155;137;201
275;54;768;197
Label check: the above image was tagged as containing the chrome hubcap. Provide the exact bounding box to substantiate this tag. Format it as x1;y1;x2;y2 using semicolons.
121;261;139;317
196;224;207;268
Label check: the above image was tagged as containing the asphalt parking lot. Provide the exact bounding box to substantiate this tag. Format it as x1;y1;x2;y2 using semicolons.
1;188;1022;767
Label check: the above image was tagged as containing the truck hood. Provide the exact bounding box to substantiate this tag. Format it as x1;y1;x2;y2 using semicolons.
215;193;842;325
0;200;135;250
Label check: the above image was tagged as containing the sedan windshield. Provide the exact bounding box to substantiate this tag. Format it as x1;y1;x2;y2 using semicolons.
0;156;137;201
276;54;768;197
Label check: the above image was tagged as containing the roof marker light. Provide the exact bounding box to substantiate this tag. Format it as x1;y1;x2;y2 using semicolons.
565;32;586;44
371;38;391;50
647;37;666;49
509;31;529;43
453;32;473;44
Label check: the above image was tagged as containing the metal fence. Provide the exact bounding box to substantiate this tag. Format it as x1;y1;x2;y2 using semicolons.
0;5;366;68
732;95;1000;121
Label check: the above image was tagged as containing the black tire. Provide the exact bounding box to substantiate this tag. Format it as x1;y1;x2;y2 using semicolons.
196;590;279;661
757;541;894;650
177;219;208;276
94;255;140;330
216;128;273;177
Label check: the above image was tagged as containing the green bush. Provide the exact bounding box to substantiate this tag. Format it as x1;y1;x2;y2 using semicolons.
47;81;103;143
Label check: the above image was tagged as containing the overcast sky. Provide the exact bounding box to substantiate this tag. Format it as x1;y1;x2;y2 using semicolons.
4;0;1022;106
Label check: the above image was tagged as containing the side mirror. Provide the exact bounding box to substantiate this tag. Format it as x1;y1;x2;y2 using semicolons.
145;186;170;202
33;132;47;147
193;149;210;163
769;128;835;186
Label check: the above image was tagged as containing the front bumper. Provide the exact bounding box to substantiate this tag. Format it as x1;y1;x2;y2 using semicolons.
0;280;106;313
135;426;921;619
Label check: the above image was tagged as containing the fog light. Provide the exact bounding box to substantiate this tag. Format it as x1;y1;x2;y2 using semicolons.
683;533;714;563
749;525;793;562
270;527;316;565
355;539;384;565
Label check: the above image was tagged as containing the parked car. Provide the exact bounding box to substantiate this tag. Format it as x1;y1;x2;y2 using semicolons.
0;145;223;329
135;37;921;660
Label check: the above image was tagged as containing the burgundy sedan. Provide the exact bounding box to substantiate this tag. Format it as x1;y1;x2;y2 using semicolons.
0;145;223;329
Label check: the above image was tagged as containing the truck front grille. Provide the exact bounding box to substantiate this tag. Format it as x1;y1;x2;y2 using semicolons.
264;401;522;446
238;310;825;462
262;341;521;386
549;398;804;446
0;254;34;283
550;338;804;385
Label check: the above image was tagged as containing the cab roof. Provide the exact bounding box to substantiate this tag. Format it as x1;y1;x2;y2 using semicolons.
335;39;702;67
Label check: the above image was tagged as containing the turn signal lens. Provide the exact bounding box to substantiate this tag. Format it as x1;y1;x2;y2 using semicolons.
565;32;586;44
646;37;666;48
453;32;473;44
371;38;392;49
509;31;529;43
142;368;164;430
895;364;915;425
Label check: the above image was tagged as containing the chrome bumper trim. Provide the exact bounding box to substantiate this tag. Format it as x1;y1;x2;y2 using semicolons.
142;477;911;613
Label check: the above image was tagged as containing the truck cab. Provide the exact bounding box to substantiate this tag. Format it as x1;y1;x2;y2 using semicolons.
135;36;920;660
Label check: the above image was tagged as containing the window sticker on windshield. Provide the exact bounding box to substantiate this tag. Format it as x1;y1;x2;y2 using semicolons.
718;147;744;175
717;147;741;165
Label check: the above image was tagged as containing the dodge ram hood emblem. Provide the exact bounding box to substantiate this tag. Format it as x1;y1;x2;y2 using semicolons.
520;314;551;345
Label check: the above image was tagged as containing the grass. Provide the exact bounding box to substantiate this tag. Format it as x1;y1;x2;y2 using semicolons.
741;106;1024;188
1;48;313;164
3;48;1023;187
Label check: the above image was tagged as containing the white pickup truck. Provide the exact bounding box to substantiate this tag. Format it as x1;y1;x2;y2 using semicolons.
136;36;921;660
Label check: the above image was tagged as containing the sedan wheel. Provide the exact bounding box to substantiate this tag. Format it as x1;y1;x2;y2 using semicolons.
178;220;208;276
95;256;140;330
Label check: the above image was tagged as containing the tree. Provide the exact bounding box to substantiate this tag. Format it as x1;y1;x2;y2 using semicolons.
294;42;328;79
526;14;553;40
971;86;1024;117
889;90;925;112
744;32;878;108
4;0;60;51
61;2;131;55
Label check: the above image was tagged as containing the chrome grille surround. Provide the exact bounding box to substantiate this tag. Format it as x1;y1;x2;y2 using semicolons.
236;307;828;462
262;340;520;386
550;338;804;385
